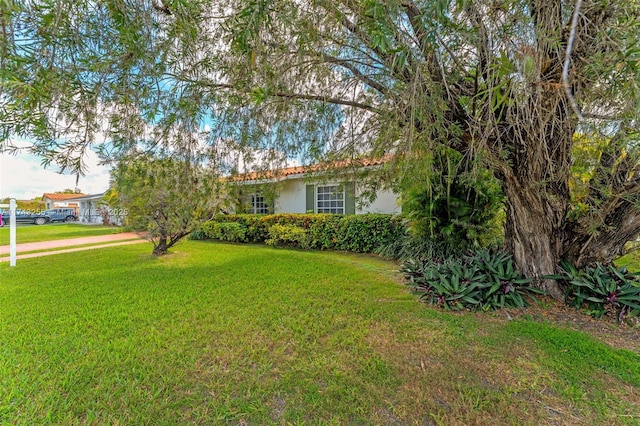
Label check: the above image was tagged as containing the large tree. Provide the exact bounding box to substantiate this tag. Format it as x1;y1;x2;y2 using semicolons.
1;0;639;296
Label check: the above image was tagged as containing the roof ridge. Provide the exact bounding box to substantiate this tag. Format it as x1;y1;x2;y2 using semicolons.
229;155;392;182
42;192;87;200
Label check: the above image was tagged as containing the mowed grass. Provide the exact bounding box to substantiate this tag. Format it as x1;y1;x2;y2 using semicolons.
1;241;638;425
0;223;122;245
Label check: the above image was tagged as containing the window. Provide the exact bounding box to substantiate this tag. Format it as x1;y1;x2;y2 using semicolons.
316;185;344;214
249;193;269;214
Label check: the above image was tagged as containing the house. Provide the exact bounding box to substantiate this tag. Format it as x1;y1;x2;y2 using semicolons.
230;157;400;215
65;192;124;225
66;193;105;224
41;193;85;210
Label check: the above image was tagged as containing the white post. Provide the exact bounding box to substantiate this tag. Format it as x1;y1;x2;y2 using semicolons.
0;199;17;266
9;198;16;266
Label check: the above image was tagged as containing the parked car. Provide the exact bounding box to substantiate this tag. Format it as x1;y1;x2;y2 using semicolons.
0;209;51;225
44;208;78;223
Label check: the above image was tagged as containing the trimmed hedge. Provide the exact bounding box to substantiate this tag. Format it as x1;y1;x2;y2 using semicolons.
196;213;405;253
266;224;310;248
201;221;247;242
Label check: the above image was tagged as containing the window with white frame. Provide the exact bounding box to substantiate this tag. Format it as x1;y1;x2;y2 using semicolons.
316;185;344;214
249;193;269;214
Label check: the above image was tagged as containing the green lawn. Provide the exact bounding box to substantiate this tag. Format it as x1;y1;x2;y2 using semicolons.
0;223;123;245
1;241;638;425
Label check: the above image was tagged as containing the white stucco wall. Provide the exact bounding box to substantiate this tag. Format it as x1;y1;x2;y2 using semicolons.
356;187;401;214
78;199;103;224
74;195;122;225
275;179;307;213
271;177;400;214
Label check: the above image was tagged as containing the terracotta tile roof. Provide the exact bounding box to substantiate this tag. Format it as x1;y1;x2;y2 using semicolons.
42;193;86;201
230;155;392;182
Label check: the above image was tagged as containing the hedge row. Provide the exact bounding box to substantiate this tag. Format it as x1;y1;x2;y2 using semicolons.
194;213;406;253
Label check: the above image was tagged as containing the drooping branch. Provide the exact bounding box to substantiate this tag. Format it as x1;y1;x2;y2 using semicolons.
337;10;414;84
321;53;392;96
270;89;381;113
462;3;493;87
562;0;584;120
152;0;172;16
401;1;452;90
173;77;382;113
401;1;429;58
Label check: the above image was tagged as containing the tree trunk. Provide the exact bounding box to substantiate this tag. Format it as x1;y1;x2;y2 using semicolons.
561;137;640;266
503;176;566;300
493;67;575;300
153;236;169;256
151;230;190;256
563;201;640;267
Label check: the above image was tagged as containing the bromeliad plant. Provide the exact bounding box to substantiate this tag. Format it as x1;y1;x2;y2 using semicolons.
552;261;640;322
406;259;487;310
473;250;546;310
401;250;545;311
401;258;441;304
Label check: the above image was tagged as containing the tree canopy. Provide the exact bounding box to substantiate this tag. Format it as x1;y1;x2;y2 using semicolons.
112;151;221;255
1;0;640;295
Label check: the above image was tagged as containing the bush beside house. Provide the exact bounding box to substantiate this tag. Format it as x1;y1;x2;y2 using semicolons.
195;213;406;253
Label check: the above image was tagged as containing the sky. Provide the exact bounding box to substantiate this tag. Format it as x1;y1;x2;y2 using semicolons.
0;139;110;200
0;130;302;201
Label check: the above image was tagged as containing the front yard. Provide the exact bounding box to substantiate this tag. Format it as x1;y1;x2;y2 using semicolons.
0;241;638;424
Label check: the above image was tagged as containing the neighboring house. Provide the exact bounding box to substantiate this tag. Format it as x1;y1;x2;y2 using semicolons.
230;158;400;215
69;193;104;224
66;192;119;224
41;193;85;210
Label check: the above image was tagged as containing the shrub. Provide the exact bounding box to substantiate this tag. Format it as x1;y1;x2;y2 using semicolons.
189;228;208;240
402;250;545;311
265;224;310;248
201;221;247;242
399;148;505;253
260;213;320;229
199;213;402;253
551;261;640;322
210;215;268;242
376;231;457;262
306;215;343;249
336;214;406;253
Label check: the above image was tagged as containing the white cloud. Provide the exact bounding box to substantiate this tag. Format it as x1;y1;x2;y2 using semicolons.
0;141;110;200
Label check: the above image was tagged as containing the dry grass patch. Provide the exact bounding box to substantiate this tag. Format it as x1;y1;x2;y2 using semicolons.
362;307;639;425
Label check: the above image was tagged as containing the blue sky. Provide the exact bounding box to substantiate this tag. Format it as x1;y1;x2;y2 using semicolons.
0;138;110;200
